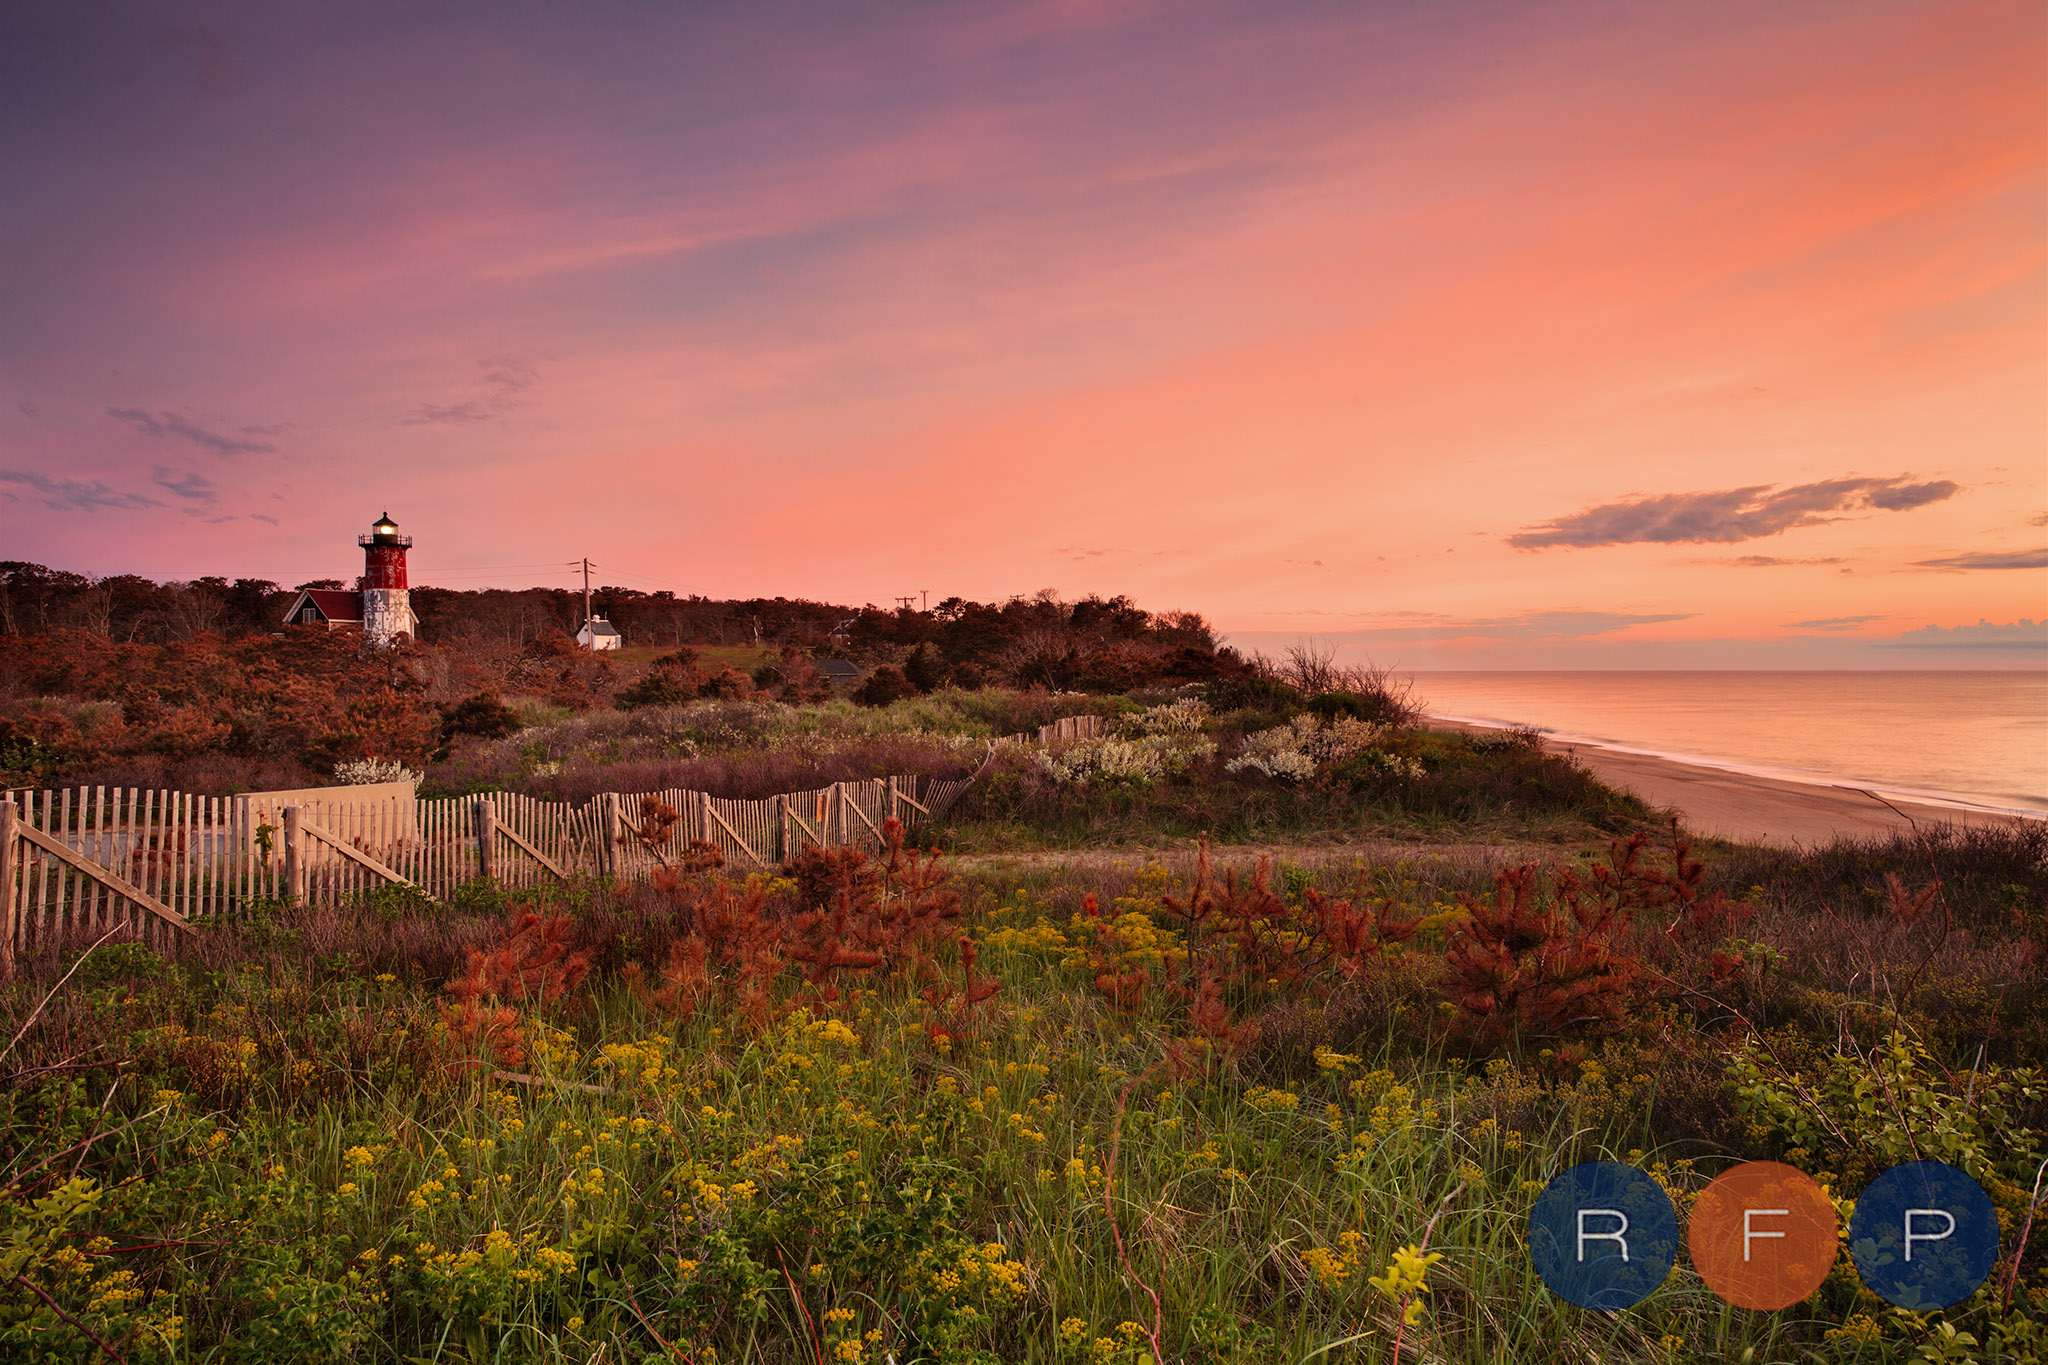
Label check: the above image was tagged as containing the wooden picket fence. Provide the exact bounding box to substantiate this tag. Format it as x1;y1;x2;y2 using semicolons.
993;714;1107;747
0;773;976;973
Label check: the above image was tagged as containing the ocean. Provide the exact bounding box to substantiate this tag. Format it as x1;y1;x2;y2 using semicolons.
1408;671;2047;816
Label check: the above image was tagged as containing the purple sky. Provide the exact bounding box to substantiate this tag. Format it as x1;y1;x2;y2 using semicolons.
4;1;2043;665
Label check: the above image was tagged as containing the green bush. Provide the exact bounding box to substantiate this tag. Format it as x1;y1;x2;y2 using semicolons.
615;672;696;711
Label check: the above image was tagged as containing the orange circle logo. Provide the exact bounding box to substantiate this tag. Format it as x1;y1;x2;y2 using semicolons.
1689;1161;1839;1310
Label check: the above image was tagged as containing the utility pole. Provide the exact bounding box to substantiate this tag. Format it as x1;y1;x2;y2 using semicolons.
571;558;595;648
921;589;929;612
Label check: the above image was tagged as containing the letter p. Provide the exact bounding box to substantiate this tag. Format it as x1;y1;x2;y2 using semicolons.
1904;1208;1955;1263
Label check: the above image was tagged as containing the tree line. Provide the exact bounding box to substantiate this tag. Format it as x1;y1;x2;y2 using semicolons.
0;562;1245;792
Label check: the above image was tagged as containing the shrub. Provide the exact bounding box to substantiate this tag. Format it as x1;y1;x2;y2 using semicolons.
1121;697;1210;738
1733;1029;2045;1195
1441;828;1750;1057
854;665;912;707
698;665;754;700
616;671;697;710
1225;714;1388;780
442;692;523;742
904;642;948;694
1308;688;1414;727
1467;725;1544;755
1203;674;1301;713
333;755;425;787
1038;735;1213;787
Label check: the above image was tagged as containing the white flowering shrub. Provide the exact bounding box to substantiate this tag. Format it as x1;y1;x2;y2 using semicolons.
1121;697;1211;738
1037;735;1215;786
1226;714;1398;781
1352;748;1426;781
1224;747;1318;781
333;756;424;788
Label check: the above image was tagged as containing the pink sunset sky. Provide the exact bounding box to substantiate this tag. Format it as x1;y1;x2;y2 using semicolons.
3;0;2042;667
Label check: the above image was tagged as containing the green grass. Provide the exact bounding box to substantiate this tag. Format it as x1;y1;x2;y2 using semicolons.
4;826;2043;1363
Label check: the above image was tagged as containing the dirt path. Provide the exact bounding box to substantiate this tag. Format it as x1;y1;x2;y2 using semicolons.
948;836;1576;876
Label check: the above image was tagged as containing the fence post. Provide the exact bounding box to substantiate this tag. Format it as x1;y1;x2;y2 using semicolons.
699;791;713;854
775;794;789;862
283;805;306;903
886;777;898;830
0;798;16;982
601;793;621;878
477;799;498;882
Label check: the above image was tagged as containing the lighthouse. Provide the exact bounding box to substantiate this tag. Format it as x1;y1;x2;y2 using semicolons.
358;512;418;647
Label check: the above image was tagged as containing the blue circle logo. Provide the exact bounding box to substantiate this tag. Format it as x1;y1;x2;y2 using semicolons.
1529;1162;1679;1309
1848;1161;2000;1310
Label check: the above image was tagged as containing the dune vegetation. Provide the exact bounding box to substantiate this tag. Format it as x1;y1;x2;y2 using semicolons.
2;800;2042;1362
2;597;2043;1362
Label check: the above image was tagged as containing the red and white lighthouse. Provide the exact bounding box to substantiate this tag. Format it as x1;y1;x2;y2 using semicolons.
358;512;417;646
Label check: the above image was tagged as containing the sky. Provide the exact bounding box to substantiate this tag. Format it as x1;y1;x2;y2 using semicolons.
2;0;2043;668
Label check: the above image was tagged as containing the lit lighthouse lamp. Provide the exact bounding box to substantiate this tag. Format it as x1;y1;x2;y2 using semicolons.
357;511;418;647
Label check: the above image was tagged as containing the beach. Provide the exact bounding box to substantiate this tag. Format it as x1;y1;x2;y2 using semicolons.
1433;719;2041;848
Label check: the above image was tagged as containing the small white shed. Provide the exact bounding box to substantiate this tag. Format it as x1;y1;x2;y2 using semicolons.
575;615;623;651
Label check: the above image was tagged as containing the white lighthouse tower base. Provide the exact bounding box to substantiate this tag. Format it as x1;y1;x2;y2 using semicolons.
363;589;416;647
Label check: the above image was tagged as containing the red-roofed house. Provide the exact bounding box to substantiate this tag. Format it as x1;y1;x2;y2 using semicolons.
281;588;366;629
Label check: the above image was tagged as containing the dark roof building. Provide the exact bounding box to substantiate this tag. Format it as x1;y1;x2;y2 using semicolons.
816;659;861;686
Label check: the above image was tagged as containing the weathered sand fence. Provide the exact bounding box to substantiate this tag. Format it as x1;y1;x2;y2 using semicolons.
996;714;1107;747
0;773;975;972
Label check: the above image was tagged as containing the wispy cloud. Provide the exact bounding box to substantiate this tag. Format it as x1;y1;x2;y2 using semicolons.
1789;614;1883;631
1269;610;1695;642
1719;554;1847;567
1510;476;1959;549
1911;547;2048;570
0;469;162;511
1888;618;2046;649
108;407;277;456
404;356;540;426
402;401;496;425
1462;610;1694;639
151;465;217;502
479;354;538;397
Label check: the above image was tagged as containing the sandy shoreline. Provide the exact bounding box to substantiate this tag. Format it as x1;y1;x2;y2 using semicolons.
1430;717;2043;848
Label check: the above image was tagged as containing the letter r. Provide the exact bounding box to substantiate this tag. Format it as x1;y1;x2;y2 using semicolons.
1578;1208;1630;1263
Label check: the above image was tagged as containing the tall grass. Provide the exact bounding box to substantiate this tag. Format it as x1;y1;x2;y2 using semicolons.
1;828;2040;1362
